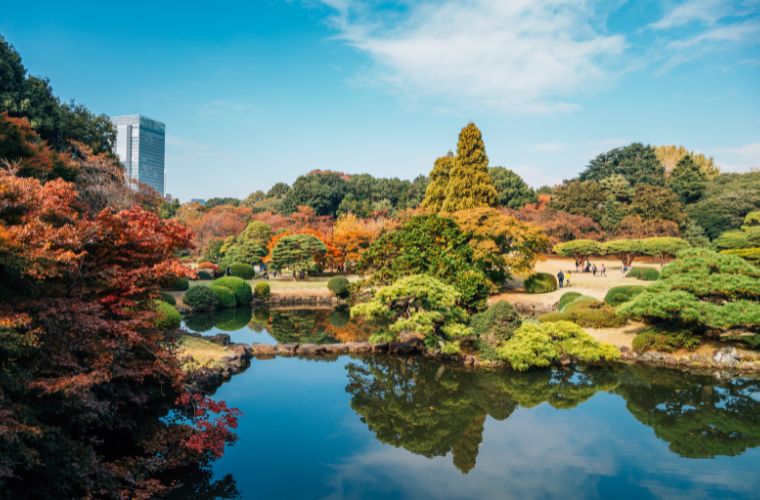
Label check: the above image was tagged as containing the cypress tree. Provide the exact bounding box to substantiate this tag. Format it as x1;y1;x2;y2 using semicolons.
421;152;455;212
442;122;497;211
669;154;707;204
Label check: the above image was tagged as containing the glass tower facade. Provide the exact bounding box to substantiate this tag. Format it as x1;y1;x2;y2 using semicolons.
111;115;166;195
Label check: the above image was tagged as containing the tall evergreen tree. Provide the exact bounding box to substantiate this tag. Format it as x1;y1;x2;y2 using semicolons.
669;154;707;204
422;152;455;212
442;123;497;211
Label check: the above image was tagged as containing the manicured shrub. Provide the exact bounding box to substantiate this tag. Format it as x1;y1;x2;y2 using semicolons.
632;328;701;353
524;272;557;294
539;299;625;328
212;276;253;306
721;247;760;265
210;285;236;309
254;282;271;302
496;320;619;371
604;285;646;306
229;262;255;280
165;276;189;291
453;270;490;311
470;301;522;346
558;292;582;311
154;301;181;330
158;292;176;306
327;276;351;300
196;270;214;280
626;267;660;281
197;261;218;270
183;286;219;312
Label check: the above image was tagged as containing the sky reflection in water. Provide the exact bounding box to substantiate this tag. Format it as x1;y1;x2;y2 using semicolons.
201;314;760;500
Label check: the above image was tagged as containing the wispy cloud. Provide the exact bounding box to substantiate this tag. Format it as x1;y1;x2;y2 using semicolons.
318;0;625;114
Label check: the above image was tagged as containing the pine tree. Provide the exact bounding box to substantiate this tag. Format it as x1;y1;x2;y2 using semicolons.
421;152;455;212
669;154;707;204
442;123;497;211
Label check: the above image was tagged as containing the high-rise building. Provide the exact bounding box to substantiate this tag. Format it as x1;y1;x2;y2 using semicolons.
111;114;166;196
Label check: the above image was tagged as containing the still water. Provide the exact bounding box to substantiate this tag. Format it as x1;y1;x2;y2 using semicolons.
188;309;760;499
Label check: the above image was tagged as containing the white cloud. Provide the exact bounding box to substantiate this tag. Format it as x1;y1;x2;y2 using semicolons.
318;0;625;114
708;142;760;172
650;0;732;30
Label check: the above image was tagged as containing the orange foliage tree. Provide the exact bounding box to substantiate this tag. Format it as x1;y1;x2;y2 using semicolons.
332;213;391;272
0;171;239;497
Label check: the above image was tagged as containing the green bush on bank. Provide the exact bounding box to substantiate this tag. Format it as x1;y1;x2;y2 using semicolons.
154;301;181;330
165;276;190;291
210;285;236;309
604;286;646;306
496;321;619;371
212;276;253;306
184;286;219;312
229;262;255;280
539;298;625;328
626;267;660;281
254;282;271;302
524;272;557;294
158;292;176;306
327;276;351;300
558;292;582;311
196;270;214;280
471;301;522;346
632;327;701;353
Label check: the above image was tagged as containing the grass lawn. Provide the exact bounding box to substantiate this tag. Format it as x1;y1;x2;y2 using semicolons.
176;335;230;370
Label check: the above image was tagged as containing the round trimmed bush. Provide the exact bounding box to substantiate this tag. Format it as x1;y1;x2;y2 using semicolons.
254;282;271;302
632;328;701;353
154;301;181;330
626;267;660;281
524;272;558;294
327;276;351;300
184;285;219;312
604;285;646;306
196;270;214;280
558;292;582;311
470;301;522;344
158;292;176;306
229;262;255;279
212;276;253;306
165;276;189;291
210;285;236;309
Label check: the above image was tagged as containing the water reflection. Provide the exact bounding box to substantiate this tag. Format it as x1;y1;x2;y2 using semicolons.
345;357;760;469
184;307;373;345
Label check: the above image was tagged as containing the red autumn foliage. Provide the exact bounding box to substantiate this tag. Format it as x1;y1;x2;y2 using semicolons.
0;170;239;497
508;202;604;245
615;215;681;238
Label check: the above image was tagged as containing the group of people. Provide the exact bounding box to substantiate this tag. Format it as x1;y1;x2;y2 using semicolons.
558;261;608;288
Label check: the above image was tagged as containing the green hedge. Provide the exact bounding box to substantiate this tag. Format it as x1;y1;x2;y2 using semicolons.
558;292;582;311
327;276;351;300
229;262;255;280
154;301;181;330
626;267;660;281
539;298;625;328
210;285;236;309
632;327;701;353
184;286;219;312
254;282;271;302
165;276;189;291
524;272;558;294
212;276;253;306
604;286;646;306
158;292;176;306
196;270;214;280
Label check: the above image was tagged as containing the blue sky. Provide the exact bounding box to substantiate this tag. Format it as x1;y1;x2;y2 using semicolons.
2;0;759;200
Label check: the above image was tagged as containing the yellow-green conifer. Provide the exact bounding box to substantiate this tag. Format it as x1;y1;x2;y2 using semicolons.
442;122;497;212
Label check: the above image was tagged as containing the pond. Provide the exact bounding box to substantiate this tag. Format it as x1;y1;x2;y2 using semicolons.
189;310;760;499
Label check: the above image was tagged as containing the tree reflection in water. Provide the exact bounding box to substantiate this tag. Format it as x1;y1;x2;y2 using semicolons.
346;357;760;473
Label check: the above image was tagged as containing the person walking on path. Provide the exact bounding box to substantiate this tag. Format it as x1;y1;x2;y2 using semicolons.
592;264;597;277
557;270;565;288
565;271;571;287
600;264;606;277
